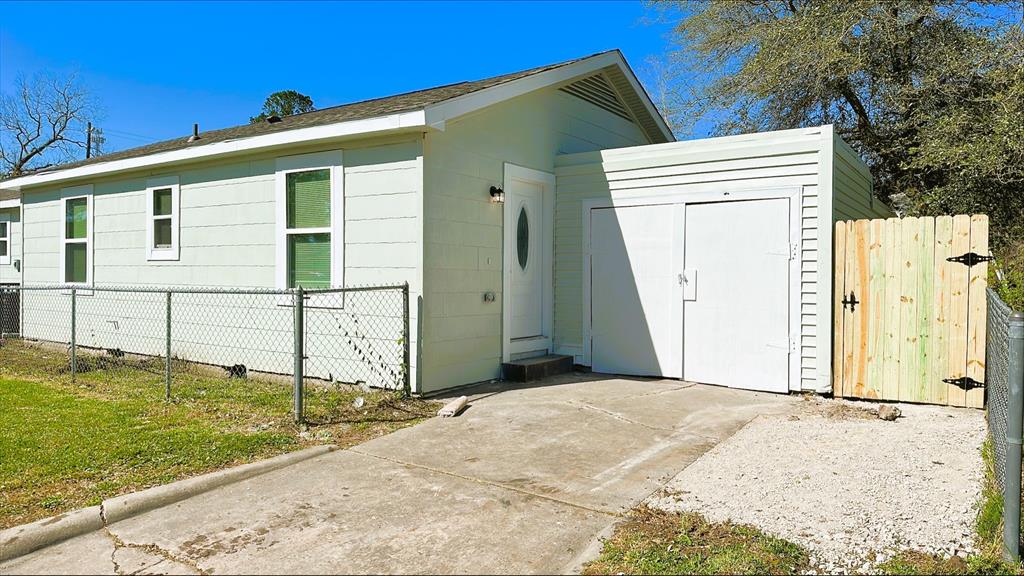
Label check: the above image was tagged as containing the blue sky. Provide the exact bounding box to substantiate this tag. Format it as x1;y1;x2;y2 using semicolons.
0;1;680;154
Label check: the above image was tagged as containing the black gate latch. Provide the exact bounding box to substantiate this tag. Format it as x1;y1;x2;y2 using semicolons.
947;252;994;267
942;376;985;391
841;291;860;312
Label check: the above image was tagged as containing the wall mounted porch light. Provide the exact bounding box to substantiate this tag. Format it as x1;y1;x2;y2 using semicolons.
489;185;505;203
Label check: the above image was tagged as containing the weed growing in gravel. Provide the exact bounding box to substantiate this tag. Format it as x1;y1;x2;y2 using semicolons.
873;437;1020;576
582;507;810;575
977;438;1005;546
874;550;1016;575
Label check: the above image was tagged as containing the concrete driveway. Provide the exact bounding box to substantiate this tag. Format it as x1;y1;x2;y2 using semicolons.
3;374;794;575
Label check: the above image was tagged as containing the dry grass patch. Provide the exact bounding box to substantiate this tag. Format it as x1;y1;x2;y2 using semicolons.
583;507;810;575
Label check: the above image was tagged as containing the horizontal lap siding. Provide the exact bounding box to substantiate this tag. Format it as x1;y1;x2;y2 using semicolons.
0;207;21;284
420;88;650;393
18;137;424;390
554;129;826;391
832;137;892;221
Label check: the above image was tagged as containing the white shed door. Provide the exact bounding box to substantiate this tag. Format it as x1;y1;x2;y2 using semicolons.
590;205;682;378
683;199;790;393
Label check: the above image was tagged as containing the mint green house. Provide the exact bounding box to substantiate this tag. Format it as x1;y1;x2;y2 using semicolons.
0;51;673;394
0;49;883;396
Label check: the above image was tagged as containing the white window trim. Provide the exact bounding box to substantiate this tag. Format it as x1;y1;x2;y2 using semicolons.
274;150;344;293
0;213;10;265
59;185;94;289
145;175;181;261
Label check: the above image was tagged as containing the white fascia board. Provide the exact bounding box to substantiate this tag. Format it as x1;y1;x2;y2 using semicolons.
422;51;675;143
0;110;427;192
0;199;20;209
424;52;622;124
609;52;676;142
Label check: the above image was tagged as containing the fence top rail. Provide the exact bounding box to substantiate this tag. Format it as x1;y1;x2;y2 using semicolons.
0;283;409;295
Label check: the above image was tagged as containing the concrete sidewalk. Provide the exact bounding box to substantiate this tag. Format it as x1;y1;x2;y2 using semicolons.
1;374;794;575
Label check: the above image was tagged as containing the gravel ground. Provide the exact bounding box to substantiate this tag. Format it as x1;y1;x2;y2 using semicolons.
646;397;987;573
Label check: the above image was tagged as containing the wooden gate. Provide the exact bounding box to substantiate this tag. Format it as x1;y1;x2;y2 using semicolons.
833;215;989;408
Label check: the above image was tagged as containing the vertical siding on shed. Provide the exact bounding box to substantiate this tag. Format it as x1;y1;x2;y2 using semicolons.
420;87;650;393
554;127;829;391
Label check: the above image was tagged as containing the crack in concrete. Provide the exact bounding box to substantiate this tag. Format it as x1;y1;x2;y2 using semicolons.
568;401;677;433
99;498;207;575
102;526;208;576
567;399;725;444
629;382;697;397
349;448;622;518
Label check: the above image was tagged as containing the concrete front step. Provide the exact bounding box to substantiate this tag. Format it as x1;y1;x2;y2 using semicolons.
501;354;574;382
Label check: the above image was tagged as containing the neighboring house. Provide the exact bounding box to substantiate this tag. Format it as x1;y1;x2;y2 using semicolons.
0;50;887;395
0;191;19;285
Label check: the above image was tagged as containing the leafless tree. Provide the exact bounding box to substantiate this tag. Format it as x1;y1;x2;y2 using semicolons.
0;72;97;178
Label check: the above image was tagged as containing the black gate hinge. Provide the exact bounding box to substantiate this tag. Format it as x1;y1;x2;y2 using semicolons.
946;252;994;267
942;376;985;391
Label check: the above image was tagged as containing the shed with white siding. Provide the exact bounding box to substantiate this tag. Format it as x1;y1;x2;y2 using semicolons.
553;126;891;393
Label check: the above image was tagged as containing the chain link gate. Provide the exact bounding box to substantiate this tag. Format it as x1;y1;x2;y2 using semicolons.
0;283;411;423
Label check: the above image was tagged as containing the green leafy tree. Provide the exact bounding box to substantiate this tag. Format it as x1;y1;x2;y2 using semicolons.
654;1;1023;242
250;90;315;124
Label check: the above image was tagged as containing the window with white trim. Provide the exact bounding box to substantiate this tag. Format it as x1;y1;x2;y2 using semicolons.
61;191;92;285
145;176;180;261
0;218;10;265
285;169;332;289
275;151;343;292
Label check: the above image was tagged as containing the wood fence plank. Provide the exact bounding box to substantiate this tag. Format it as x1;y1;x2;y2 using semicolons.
865;218;886;399
850;220;870;397
930;216;953;405
966;214;989;408
916;217;935;402
898;217;922;402
833;221;847;396
948;214;972;407
842;221;858;397
881;218;901;401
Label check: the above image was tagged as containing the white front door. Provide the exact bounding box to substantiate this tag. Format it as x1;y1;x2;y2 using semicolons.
590;204;683;377
509;179;544;339
682;199;791;393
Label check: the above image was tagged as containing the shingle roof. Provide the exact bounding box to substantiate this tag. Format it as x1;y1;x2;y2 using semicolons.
13;51;613;179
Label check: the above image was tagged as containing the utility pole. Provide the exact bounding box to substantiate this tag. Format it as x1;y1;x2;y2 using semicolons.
86;122;92;159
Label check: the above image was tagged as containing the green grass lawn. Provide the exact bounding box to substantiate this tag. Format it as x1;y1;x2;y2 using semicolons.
0;340;435;529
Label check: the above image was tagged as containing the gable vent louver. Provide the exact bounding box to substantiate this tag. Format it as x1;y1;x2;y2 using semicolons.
559;74;634;122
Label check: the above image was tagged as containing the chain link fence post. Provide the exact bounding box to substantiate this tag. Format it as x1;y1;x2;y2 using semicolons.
165;291;172;401
293;287;305;424
70;288;77;382
402;282;411;397
1005;311;1024;560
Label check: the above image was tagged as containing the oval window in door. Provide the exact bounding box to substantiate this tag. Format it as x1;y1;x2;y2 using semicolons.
517;205;529;270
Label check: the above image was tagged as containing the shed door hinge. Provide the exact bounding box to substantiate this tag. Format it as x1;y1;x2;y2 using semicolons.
942;376;985;391
946;252;994;267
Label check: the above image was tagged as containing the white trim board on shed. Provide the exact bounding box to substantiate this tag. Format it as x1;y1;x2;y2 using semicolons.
553;125;891;393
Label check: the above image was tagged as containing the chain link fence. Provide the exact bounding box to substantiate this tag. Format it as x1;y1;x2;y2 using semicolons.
985;287;1024;558
0;284;410;422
